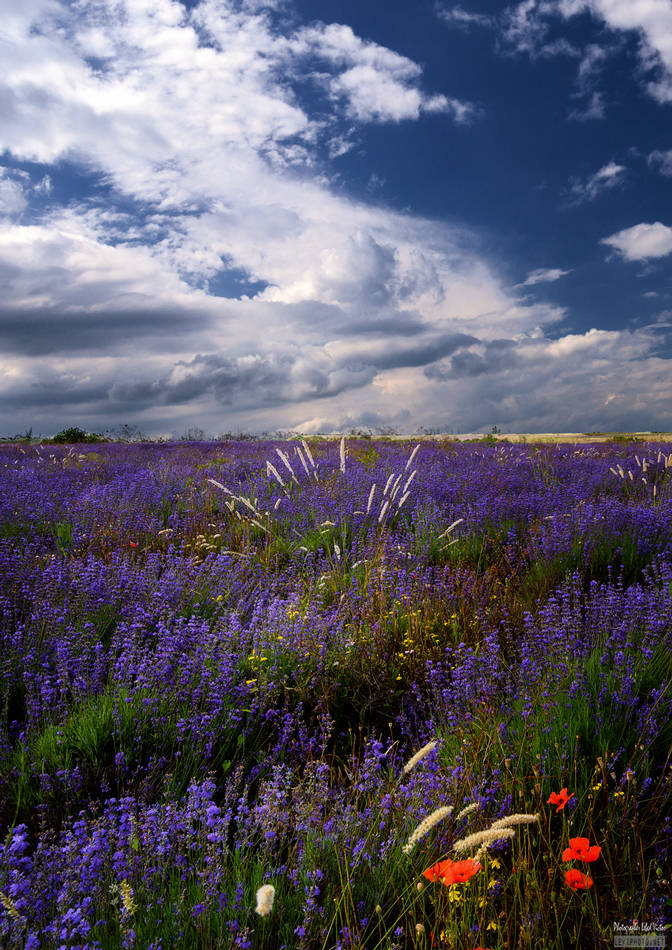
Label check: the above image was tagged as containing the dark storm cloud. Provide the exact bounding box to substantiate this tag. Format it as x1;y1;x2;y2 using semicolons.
109;351;374;410
0;306;210;355
0;377;111;411
369;332;477;371
424;339;517;380
111;333;478;410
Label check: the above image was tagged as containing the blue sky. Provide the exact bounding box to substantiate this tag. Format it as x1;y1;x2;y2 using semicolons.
2;0;672;436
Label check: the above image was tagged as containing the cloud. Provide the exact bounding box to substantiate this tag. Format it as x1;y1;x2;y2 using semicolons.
578;0;672;105
648;149;672;176
435;5;495;31
501;0;672;107
568;90;606;120
287;22;476;123
602;222;672;262
0;0;671;437
0;168;28;215
568;160;626;202
520;267;572;286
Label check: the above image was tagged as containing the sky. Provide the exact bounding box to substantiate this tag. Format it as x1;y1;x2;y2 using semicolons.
2;0;672;437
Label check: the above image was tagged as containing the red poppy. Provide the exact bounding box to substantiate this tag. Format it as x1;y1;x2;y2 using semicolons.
564;868;593;890
547;787;574;812
562;837;601;862
423;860;452;882
129;541;138;548
422;857;481;886
444;859;481;884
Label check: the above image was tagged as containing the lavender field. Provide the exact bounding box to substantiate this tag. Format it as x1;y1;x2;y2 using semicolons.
1;437;671;949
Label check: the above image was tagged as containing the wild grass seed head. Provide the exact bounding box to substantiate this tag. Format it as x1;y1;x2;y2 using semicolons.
401;739;438;775
402;805;454;855
455;802;480;822
489;813;540;830
453;827;515;854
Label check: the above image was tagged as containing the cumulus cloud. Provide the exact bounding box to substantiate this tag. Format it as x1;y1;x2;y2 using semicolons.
602;222;672;262
286;22;476;123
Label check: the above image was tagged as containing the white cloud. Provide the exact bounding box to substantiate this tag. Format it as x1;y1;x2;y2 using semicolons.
648;149;672;176
0;169;28;215
602;222;672;261
569;90;606;120
520;267;572;286
577;0;672;104
435;5;495;31
287;22;475;123
503;0;672;106
568;160;626;202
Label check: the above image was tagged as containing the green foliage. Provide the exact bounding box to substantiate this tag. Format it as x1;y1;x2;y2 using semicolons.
51;426;104;443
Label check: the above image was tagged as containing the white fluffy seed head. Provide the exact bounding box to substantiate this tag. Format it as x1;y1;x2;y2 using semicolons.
401;740;438;775
255;884;275;917
455;802;479;822
453;827;515;854
402;805;454;855
489;813;540;830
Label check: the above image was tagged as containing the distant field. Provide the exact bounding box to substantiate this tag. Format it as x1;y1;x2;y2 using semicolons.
396;432;672;443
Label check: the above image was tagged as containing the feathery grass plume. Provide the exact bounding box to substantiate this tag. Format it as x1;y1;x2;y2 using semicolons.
402;805;454;855
378;500;389;523
383;473;395;496
295;443;310;478
255;884;275;917
455;802;480;822
275;448;297;482
437;518;464;540
301;438;314;467
402;469;417;494
339;437;346;474
266;461;285;488
207;477;234;495
301;439;318;480
489;813;540;830
366;483;377;514
0;891;22;922
453;827;515;854
389;473;404;501
119;880;137;917
401;739;438;775
404;444;420;471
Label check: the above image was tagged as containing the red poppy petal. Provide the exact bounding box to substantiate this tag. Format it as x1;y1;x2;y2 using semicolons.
564;869;593;890
569;837;590;851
